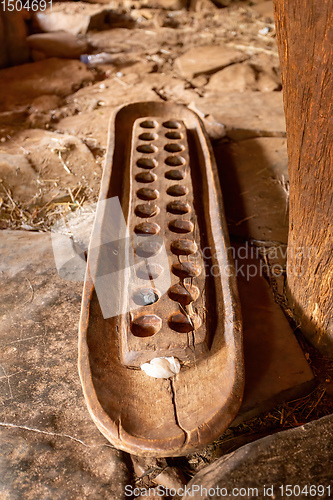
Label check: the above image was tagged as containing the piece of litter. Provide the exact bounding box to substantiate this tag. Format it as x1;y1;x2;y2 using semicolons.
259;27;270;35
81;53;117;66
141;357;180;379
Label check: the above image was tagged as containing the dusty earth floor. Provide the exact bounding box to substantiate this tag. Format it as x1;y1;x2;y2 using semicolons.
1;0;333;498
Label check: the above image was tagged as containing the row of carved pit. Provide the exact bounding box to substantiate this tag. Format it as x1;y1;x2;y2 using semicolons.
131;119;201;337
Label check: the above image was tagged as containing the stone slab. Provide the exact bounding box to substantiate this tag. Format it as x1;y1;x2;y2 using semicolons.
0;59;94;112
184;414;333;499
86;27;178;55
232;242;314;423
0;129;101;207
214;137;289;244
0;153;38;203
34;5;100;35
56;109;111;151
206;62;257;92
30;95;63;113
206;62;280;92
194;91;286;139
27;32;88;60
0;230;129;499
175;45;247;79
34;2;136;36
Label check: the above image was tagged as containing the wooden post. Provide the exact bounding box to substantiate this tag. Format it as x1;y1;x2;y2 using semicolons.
273;0;333;355
0;10;30;68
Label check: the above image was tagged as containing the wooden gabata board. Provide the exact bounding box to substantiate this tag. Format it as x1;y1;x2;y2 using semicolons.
79;101;244;457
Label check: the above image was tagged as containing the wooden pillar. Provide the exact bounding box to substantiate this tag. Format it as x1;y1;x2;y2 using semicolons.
273;0;333;355
0;10;30;68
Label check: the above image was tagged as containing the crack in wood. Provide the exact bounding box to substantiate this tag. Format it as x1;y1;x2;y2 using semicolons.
170;378;189;449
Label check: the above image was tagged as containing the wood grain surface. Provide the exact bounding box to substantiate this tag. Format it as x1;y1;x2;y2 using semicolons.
274;0;333;355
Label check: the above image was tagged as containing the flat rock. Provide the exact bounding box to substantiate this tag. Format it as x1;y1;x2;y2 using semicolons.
34;2;136;36
0;153;38;203
205;62;280;92
214;137;289;243
56;109;111;151
175;45;247;79
184;414;333;499
0;129;101;207
29;95;63;113
86;27;176;55
153;79;202;105
34;9;91;35
0;230;129;499
0;58;94;112
232;242;314;423
27;32;88;60
194;91;286;140
206;62;257;92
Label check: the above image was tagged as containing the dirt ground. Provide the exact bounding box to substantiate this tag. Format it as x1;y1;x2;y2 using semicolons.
1;0;333;498
0;0;282;230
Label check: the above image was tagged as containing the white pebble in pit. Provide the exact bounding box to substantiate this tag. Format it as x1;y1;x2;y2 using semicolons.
141;357;180;379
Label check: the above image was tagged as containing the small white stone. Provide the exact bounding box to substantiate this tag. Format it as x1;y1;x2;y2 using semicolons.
259;27;270;36
141;357;180;379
